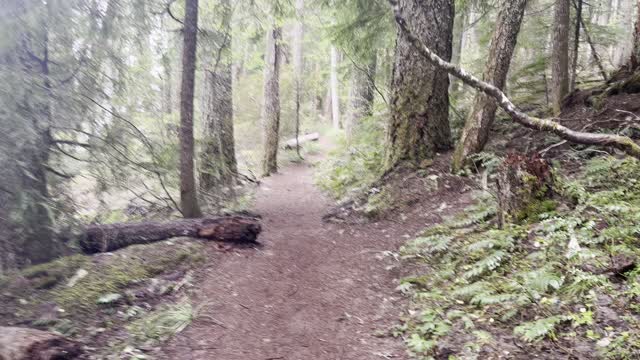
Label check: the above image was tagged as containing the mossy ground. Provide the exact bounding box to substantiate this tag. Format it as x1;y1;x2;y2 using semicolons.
0;238;206;356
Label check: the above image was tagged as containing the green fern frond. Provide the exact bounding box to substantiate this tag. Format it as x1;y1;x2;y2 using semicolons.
514;315;568;342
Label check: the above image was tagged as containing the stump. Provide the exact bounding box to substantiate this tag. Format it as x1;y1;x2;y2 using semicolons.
0;327;82;360
496;153;555;227
81;215;262;254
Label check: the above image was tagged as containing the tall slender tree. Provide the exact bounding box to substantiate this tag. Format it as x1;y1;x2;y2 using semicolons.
451;0;528;171
330;46;341;129
385;0;454;169
261;20;283;176
179;0;202;218
293;0;305;157
551;0;570;114
346;54;377;143
200;0;237;207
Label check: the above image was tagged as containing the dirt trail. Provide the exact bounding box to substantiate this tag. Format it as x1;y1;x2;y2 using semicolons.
161;151;423;360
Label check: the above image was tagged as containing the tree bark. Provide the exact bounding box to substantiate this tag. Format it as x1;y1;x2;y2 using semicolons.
80;215;262;254
629;0;640;69
330;46;341;129
551;0;571;114
570;0;582;92
200;0;237;207
293;0;305;157
451;0;528;172
179;0;202;218
385;0;453;170
0;327;83;360
261;25;283;176
346;54;377;143
387;0;640;160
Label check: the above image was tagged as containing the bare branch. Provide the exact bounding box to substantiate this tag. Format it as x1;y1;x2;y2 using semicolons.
387;0;640;159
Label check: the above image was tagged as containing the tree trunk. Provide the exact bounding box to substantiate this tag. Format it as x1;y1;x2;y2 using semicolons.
162;53;173;115
451;0;528;172
261;25;283;176
387;1;640;160
496;154;554;227
346;54;377;143
80;216;262;254
293;0;305;157
551;0;570;114
179;0;202;218
385;0;453;169
330;46;341;129
450;8;466;94
629;0;640;69
570;0;582;92
0;327;83;360
200;0;236;208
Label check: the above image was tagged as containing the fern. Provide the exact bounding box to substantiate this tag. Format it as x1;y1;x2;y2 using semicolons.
514;315;568;342
463;250;507;279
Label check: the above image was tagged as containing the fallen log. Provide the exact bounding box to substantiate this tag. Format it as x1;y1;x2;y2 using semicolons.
80;215;262;254
0;327;82;360
283;132;320;149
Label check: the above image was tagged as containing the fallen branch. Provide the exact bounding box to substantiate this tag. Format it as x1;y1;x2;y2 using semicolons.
283;132;319;150
387;0;640;159
81;215;262;254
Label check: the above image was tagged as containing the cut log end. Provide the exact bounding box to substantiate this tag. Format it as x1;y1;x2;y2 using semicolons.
0;327;83;360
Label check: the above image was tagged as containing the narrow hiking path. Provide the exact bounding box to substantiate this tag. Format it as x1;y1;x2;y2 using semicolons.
161;147;444;359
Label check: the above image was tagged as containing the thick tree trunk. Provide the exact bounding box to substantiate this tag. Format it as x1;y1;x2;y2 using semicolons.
293;0;305;157
261;25;282;176
0;327;83;360
80;216;262;254
200;0;236;207
385;0;453;170
388;0;640;160
551;0;570;114
451;0;528;172
450;9;466;94
346;54;377;143
179;0;202;218
330;46;341;129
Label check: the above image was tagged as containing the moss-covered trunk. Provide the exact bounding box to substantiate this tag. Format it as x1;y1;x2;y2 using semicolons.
261;24;282;176
385;0;453;169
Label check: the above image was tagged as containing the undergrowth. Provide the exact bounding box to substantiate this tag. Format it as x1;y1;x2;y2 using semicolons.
316;113;385;199
396;156;640;359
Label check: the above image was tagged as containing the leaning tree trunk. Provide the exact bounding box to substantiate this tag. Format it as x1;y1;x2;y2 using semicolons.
551;0;570;114
80;215;262;254
346;54;377;143
451;0;528;172
200;0;237;208
570;0;582;92
179;0;202;218
385;0;454;170
261;24;283;176
0;327;83;360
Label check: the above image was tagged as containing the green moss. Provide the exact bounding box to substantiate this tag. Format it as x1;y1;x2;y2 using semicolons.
21;255;90;289
515;199;557;222
53;244;204;313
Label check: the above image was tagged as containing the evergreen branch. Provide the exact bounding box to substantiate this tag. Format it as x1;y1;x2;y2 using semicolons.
387;0;640;160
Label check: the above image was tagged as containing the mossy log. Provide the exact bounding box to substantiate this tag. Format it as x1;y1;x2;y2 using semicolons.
0;326;82;359
81;215;261;254
496;153;555;227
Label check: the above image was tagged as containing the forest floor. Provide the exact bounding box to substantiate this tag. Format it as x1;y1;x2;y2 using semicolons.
160;141;472;360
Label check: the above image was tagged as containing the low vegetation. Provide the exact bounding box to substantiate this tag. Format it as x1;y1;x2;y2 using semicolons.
395;156;640;359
